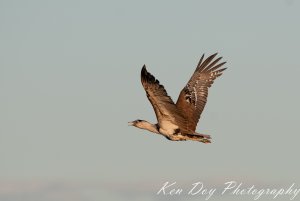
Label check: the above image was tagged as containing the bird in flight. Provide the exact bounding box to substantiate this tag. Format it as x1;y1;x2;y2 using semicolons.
129;53;227;143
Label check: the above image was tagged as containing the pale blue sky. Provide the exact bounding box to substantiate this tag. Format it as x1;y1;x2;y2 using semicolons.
0;0;299;200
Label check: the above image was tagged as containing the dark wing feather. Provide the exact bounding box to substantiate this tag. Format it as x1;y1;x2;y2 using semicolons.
141;65;185;125
176;53;227;132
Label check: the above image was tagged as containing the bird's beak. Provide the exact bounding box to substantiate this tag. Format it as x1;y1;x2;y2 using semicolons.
128;121;134;126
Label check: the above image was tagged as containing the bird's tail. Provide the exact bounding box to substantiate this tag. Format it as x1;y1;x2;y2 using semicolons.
184;133;211;143
194;136;211;144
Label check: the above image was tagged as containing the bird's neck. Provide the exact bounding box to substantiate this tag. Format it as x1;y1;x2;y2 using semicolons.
138;122;160;134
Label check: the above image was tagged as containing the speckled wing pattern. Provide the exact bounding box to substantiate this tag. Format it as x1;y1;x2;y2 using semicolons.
176;53;227;132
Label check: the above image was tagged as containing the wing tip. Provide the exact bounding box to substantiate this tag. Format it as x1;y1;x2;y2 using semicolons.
197;52;219;72
141;64;157;85
141;64;147;76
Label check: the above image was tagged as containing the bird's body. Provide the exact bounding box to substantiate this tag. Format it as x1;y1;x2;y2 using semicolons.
129;53;227;143
158;120;179;136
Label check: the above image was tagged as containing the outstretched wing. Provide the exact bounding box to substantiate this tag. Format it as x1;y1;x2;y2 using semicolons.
141;65;185;125
176;53;227;132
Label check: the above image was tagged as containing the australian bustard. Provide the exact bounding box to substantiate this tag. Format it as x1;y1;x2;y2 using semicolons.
129;53;227;143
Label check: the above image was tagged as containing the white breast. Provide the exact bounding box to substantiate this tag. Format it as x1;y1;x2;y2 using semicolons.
159;120;179;135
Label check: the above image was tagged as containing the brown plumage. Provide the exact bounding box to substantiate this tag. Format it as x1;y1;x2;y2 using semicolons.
129;53;227;143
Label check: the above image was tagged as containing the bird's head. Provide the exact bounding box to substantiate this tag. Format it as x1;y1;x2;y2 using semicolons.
128;119;159;133
128;119;148;128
